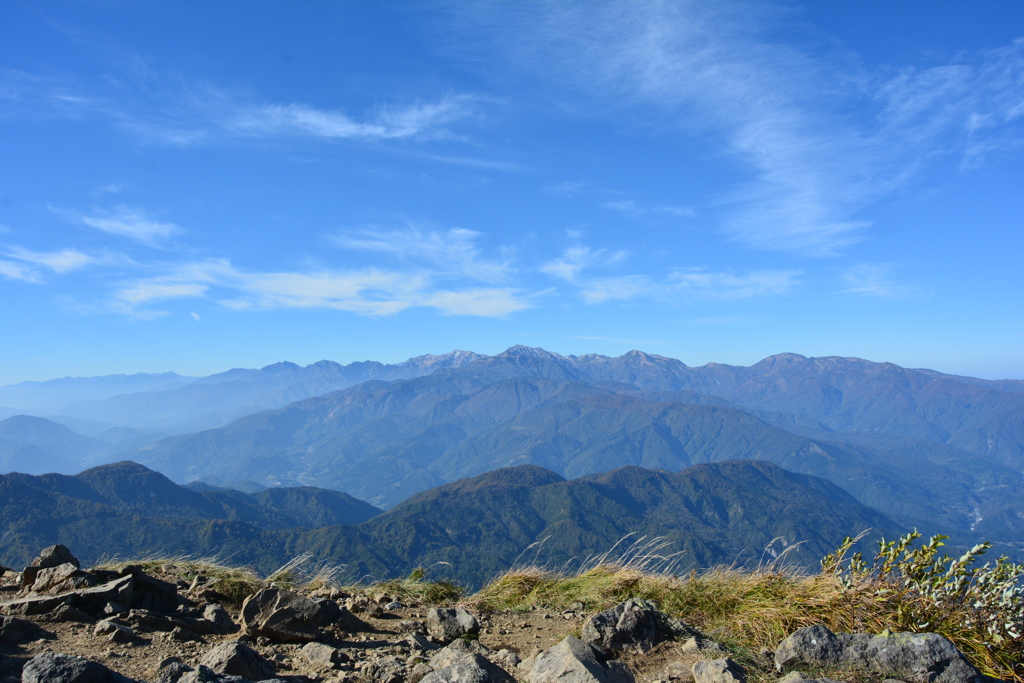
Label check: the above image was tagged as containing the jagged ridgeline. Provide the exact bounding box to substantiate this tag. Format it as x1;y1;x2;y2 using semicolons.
0;460;900;587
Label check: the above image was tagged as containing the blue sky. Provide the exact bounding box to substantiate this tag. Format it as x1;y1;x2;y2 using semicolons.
2;1;1023;384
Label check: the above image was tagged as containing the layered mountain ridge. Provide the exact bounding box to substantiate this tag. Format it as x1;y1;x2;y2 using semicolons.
0;459;900;587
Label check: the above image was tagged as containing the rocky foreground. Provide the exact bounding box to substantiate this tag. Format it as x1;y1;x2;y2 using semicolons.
0;546;995;683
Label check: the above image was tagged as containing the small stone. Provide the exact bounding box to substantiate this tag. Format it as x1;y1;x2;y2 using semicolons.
302;642;350;668
103;602;127;616
94;618;134;643
691;659;746;683
169;626;204;643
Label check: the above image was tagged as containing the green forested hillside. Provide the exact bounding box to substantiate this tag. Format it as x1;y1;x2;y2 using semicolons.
0;460;901;588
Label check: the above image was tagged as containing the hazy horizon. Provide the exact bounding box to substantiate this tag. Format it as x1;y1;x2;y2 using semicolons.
4;345;1024;388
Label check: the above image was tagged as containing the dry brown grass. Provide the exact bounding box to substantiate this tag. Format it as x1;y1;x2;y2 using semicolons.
471;562;1021;681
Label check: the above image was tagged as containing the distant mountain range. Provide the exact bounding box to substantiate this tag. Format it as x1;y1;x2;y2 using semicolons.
0;460;899;587
0;350;483;434
2;346;1023;556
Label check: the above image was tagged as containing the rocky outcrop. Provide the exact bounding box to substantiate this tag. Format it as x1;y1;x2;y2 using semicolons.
775;625;982;683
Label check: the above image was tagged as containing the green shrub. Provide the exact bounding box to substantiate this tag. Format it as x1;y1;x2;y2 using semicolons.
822;530;1024;680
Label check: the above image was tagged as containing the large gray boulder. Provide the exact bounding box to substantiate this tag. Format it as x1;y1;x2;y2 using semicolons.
199;641;276;681
239;587;323;642
31;545;80;569
528;636;634;683
21;652;136;683
775;626;981;683
692;658;746;683
775;625;844;670
427;607;480;643
859;632;981;683
581;598;659;654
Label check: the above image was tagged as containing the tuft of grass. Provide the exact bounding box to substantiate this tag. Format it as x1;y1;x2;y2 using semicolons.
340;566;465;605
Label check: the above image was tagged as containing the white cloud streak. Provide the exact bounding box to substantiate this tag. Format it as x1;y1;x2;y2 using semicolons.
0;259;40;283
540;245;627;283
111;258;531;318
2;246;99;273
335;227;513;283
79;206;179;244
841;263;924;299
225;94;476;141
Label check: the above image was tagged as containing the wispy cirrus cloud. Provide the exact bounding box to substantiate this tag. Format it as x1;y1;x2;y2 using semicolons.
538;239;796;304
73;205;179;245
334;226;514;283
0;259;41;283
580;268;800;304
2;246;107;273
602;199;694;219
841;263;925;299
223;94;477;142
0;246;112;282
110;257;531;318
1;68;480;148
540;245;627;283
452;4;1024;256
